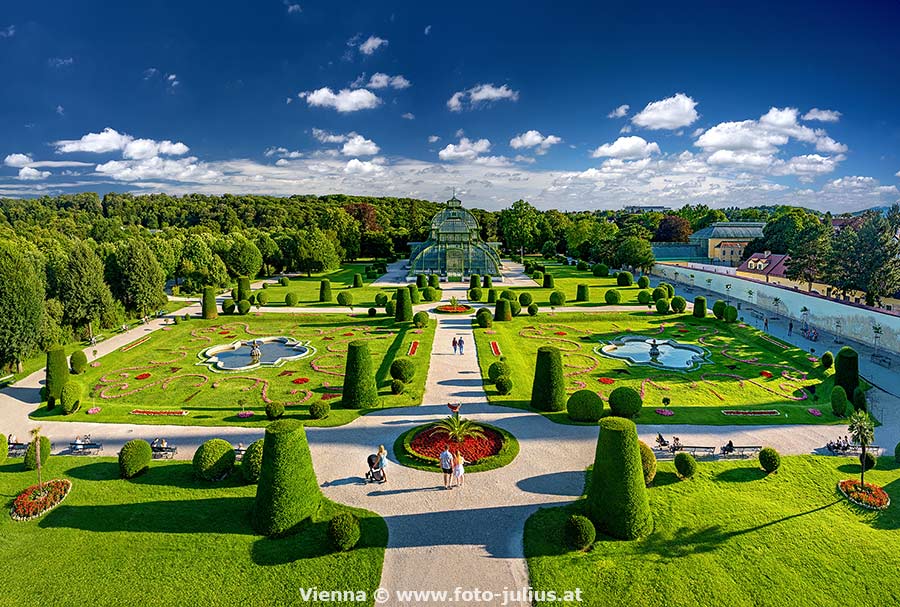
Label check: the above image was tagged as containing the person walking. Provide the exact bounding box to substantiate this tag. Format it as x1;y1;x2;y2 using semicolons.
452;337;458;355
788;320;793;336
439;445;454;489
375;444;388;483
458;336;465;355
764;317;769;332
453;451;467;487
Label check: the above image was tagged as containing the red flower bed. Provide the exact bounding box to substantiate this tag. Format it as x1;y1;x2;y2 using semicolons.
436;304;473;313
722;409;780;416
322;393;341;400
839;479;890;510
135;373;151;380
408;341;419;356
219;331;229;335
343;332;354;336
130;409;189;416
292;377;310;384
760;370;773;378
10;479;72;521
554;331;567;336
409;425;503;463
598;377;615;385
490;341;501;356
678;328;689;333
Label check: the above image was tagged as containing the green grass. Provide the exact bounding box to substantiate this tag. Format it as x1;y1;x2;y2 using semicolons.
0;456;386;607
525;455;900;607
33;313;435;428
501;261;646;307
392;422;520;473
473;311;844;426
258;263;396;309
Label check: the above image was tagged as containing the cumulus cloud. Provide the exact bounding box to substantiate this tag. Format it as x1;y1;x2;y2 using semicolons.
265;147;302;159
802;108;841;122
607;104;630;118
401;112;415;120
95;156;220;182
311;128;347;143
54;128;134;154
447;83;519;111
631;93;699;130
773;154;845;181
123;139;190;160
358;35;388;55
299;87;381;112
17;167;50;181
438;137;492;161
360;72;411;90
509;130;562;154
344;158;383;174
428;135;441;143
4;153;32;168
341;134;379;156
590;136;660;159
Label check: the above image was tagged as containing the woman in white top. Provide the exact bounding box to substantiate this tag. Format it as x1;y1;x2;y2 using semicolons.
376;444;388;482
453;451;467;487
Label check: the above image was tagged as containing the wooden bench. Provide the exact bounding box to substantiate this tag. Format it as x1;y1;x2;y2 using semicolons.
8;442;27;457
69;442;103;455
844;444;880;456
683;445;717;457
152;445;178;459
871;354;892;368
721;445;762;458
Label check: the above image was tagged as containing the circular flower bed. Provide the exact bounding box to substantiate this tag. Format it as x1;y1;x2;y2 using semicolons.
10;479;72;521
838;479;890;510
135;372;151;380
394;422;519;473
435;304;474;314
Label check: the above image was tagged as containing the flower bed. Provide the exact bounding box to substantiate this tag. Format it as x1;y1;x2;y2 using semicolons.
808;408;822;417
237;411;254;419
759;370;773;379
838;479;890;510
490;341;502;356
10;479;72;521
408;341;419;356
598;377;615;385
87;406;101;415
435;304;473;314
395;421;519;474
120;335;151;352
135;373;151;380
130;409;189;416
722;409;780;416
292;377;310;384
655;408;675;416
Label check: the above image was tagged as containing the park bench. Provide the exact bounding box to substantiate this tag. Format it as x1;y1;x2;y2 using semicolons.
871;353;892;368
0;374;14;388
69;441;103;455
683;445;717;457
8;442;27;457
151;445;178;459
234;446;246;461
845;444;880;456
721;445;762;458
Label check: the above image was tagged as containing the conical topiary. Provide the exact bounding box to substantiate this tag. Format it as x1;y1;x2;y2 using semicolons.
587;417;653;539
45;346;69;408
202;286;218;319
494;298;512;322
530;346;566;411
342;341;379;409
834;346;859;398
576;284;590;302
319;279;332;302
395;287;413;322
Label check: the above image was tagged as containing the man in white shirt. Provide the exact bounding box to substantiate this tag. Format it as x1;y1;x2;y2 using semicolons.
439;445;454;489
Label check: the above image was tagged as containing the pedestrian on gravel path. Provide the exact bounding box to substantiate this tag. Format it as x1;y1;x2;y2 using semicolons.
453;451;467;487
439;445;454;489
452;337;458;354
764;317;769;332
788;320;793;336
458;336;465;355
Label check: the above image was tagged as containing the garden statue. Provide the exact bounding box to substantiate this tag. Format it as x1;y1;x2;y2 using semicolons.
649;339;660;359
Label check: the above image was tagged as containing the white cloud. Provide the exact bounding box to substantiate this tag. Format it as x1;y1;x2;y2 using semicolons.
362;72;411;90
509;130;562;154
95;156;220;182
607;104;629;118
0;25;14;38
814;135;847;154
631;93;698;130
802;108;841;122
590;136;660;159
299;87;381;112
344;158;383;174
514;155;536;164
123;138;190;160
691;127;705;138
401;112;415;120
438;137;492;161
706;150;775;167
341;134;379;156
358;35;388;55
265;147;302;159
48;57;74;68
143;68;158;80
311;128;347;143
4;153;32;168
774;154;845;180
447;83;519;111
284;1;301;13
56;105;65;115
428;135;441;143
424;25;432;35
472;155;513;167
896;169;900;178
17;167;51;181
54;128;134;154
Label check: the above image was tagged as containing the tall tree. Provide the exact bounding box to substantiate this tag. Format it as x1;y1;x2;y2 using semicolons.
615;236;656;272
653;215;693;242
785;224;831;291
107;239;166;317
853;212;900;306
499;200;539;257
0;240;45;372
824;227;861;297
223;234;263;278
58;241;113;338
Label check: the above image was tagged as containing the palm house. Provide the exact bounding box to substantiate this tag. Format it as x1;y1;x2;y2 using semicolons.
407;195;501;278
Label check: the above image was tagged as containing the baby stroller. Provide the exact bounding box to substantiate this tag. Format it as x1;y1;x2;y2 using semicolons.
365;453;385;483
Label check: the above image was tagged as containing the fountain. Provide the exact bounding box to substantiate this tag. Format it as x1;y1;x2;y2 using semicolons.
198;336;312;371
596;335;710;371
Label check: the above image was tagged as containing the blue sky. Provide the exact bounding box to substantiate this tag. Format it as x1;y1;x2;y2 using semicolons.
1;0;899;211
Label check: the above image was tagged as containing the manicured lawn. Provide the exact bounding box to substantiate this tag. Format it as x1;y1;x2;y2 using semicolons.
33;313;435;428
259;263;398;309
492;261;645;307
473;311;844;425
525;456;900;607
0;457;386;607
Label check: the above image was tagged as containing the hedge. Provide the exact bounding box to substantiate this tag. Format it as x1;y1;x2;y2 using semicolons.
608;386;642;418
488;361;512;383
830;385;849;417
518;292;533;306
724;305;738;323
567;389;603;422
222;298;237;314
70;350;88;374
482;275;493;289
531;346;566;412
241;439;265;483
469;274;481;290
0;434;6;464
616;271;634;286
674;452;697;479
329;512;361;551
253;420;321;536
494;298;512;321
390;358;416;383
637;290;652;305
202;286;218;319
60;381;82;415
469;288;483;301
309;401;330;420
835;346;860;398
576;284;590;302
693;296;707;318
592;263;609;277
395;288;413;322
549;291;566;306
655;298;671;314
637;275;650;289
46;346;69;408
193;438;236;481
605;289;622;305
342;341;379;409
352;273;363;288
759;447;781;473
543;274;555;289
587;417;652;539
119;439;152;479
24;436;51;470
237;299;251;315
565;514;596;551
639;440;657;485
527;303;539;316
318;279;332;302
237;276;251;303
495;375;513;394
671;295;687;313
712;299;726;320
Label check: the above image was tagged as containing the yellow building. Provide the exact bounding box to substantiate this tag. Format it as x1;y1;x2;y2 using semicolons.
688;222;765;266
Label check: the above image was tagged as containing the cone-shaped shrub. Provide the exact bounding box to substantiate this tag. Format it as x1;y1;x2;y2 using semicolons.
693;296;707;318
576;284;590;302
531;346;566;411
494;298;512;321
482;275;493;289
119;439;152;479
518;292;533;306
587;417;652;539
567;389;603;422
671;296;687;313
469;274;480;290
592;263;609;277
200;286;218;319
237;276;251;303
835;346;859;398
46;346;69;408
222;298;236;314
542;273;555;288
60;381;82;415
831;385;848;417
605;289;622;305
319;279;332;302
416;274;427;288
70;350;88;374
242;439;264;483
637;275;650;289
395;288;413;322
617;271;634;286
428;274;440;289
407;284;421;304
712;299;726;320
487;289;498;303
342;341;379;409
253;420;322;536
852;386;867;412
639;441;657;485
352;273;363;288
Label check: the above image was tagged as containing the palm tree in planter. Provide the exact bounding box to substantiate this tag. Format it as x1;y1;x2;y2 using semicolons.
433;412;486;444
772;297;782;317
848;410;875;486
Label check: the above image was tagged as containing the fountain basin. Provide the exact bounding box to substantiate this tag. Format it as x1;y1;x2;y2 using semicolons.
198;336;312;372
596;335;710;371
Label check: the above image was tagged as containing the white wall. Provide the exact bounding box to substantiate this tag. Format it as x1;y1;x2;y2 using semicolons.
653;264;900;355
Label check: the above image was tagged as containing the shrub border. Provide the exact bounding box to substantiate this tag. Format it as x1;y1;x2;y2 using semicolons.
392;422;519;473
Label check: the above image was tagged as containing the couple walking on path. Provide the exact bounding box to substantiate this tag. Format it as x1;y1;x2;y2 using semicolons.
439;445;467;489
451;336;465;355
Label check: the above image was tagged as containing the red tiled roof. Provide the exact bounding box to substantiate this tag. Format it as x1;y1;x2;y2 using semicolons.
737;253;790;278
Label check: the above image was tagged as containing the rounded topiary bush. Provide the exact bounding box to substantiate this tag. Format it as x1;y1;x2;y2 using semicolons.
860;451;877;472
500;289;516;301
616;271;634;287
256;290;270;306
835;346;860;400
407;284;421;304
567;389;603;422
482;275;493;289
494;298;512;322
661;282;675;298
477;310;493;328
543;273;555;289
46;345;68;408
193;438;236;481
527;302;539;316
724;304;738;323
429;274;440;289
531;346;566;412
674;452;697;479
390;358;416;383
495;375;513;395
821;351;834;370
577;260;589;271
469;274;481;290
342;341;379;409
608;386;642;419
279;276;290;287
222;298;237;314
421;286;439;302
266;401;285;420
469;287;483;302
651;286;667;302
509;300;522;317
604;289;622;305
336;291;353;307
329;512;361;552
368;307;377;317
587;417;652;539
637;275;650;289
385;300;396;316
237;299;251;315
712;299;726;320
592;263;609;277
831;385;849;417
655;298;671;314
395;288;413;322
532;271;543;282
307;401;330;422
253;420;321;537
60;381;82;415
70;350;88;374
565;514;596;551
24;436;51;470
488;361;511;383
413;311;429;328
416;274;427;289
353;273;363;288
671;295;687;313
375;293;388;306
693;296;707;318
391;379;405;395
242;439;264;483
639;440;657;485
576;284;590;302
119;439;152;479
759;447;781;473
637;289;652;305
518;292;533;306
